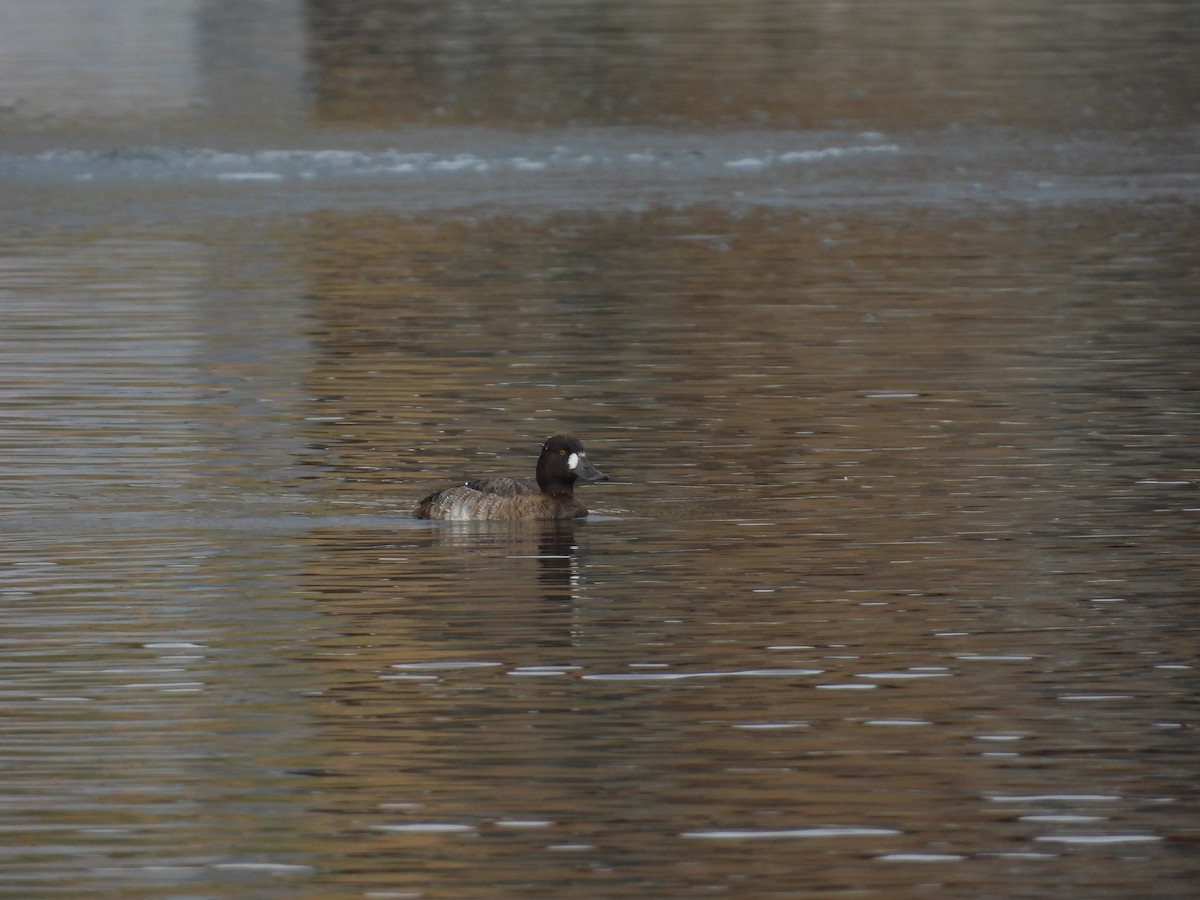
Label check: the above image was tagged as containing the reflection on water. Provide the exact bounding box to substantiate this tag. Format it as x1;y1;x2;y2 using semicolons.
3;202;1196;897
2;0;1196;135
2;0;1198;897
11;0;1193;129
304;0;1200;129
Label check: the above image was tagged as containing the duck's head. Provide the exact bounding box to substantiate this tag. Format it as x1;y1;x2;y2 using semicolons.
537;434;609;491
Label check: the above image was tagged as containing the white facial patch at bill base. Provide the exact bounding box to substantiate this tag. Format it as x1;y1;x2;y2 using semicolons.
567;452;580;471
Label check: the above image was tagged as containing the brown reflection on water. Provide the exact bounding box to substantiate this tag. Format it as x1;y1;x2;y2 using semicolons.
295;509;1197;894
0;198;1193;895
303;0;1200;128
298;204;1198;525
4;2;1198;896
284;203;1198;893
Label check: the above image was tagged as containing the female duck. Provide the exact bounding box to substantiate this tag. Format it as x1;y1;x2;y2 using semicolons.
415;435;610;520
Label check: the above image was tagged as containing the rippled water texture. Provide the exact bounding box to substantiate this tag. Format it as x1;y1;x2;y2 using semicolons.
2;1;1198;898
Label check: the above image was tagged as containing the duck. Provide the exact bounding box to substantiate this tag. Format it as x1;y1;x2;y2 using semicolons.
414;435;610;520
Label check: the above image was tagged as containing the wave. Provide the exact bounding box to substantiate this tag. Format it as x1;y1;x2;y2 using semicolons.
1;135;901;185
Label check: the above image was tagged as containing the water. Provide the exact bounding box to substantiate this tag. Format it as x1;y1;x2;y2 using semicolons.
2;1;1198;897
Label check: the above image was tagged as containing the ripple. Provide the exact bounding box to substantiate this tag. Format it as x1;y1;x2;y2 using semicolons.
373;823;476;834
854;671;951;680
985;794;1121;803
582;668;823;681
507;666;580;677
683;827;901;839
7;140;904;188
1035;834;1161;845
1019;815;1108;823
1058;694;1133;701
391;661;503;671
494;819;553;828
877;852;965;862
733;722;810;730
211;862;316;873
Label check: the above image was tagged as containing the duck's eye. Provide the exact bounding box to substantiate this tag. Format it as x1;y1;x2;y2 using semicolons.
559;449;566;456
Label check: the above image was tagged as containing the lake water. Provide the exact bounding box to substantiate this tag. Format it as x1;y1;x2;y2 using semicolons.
1;1;1198;897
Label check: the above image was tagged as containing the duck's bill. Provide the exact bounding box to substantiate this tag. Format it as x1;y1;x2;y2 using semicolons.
575;456;610;483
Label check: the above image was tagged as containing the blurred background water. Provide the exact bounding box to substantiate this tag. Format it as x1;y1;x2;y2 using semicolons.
1;1;1198;897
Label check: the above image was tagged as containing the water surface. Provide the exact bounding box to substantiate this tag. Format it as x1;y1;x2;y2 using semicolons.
2;1;1198;897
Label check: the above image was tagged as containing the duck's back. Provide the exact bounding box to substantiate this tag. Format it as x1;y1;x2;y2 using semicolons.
465;476;538;496
414;485;510;520
415;478;585;520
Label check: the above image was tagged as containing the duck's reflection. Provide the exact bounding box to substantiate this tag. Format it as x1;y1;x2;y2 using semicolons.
298;517;595;666
406;519;583;600
293;517;666;880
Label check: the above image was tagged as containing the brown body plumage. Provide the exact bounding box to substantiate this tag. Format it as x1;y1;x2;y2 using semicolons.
415;435;609;520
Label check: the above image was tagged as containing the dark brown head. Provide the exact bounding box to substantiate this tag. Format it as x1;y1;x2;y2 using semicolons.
535;435;610;494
